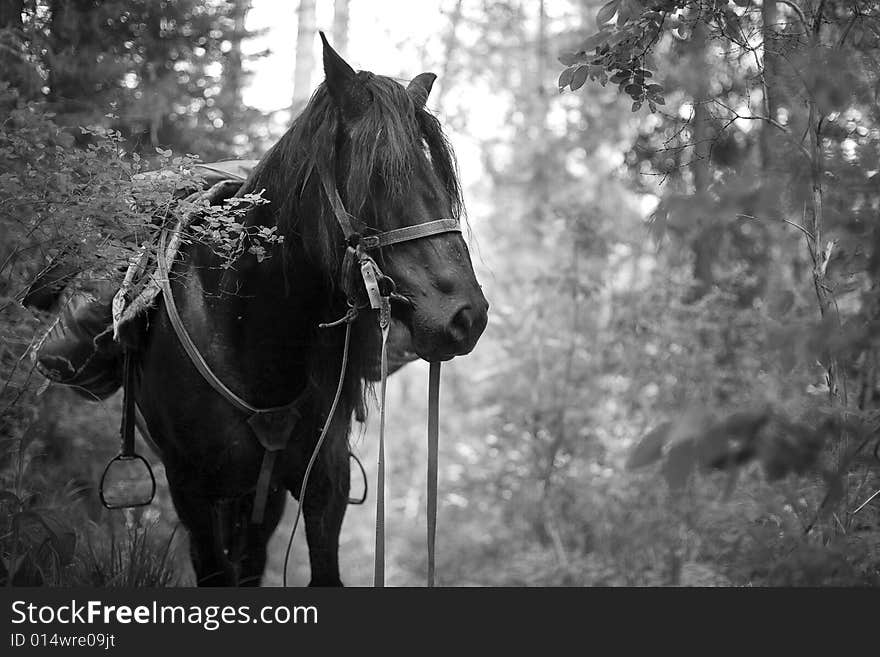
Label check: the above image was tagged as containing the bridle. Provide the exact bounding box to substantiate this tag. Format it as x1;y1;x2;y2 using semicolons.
153;156;459;587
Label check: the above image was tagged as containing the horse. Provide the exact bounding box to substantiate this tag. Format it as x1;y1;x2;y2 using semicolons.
135;35;489;586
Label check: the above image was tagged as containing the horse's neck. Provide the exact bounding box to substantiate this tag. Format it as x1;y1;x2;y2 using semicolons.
171;241;323;409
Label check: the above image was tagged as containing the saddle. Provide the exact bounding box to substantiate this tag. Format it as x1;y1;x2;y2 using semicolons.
26;160;417;401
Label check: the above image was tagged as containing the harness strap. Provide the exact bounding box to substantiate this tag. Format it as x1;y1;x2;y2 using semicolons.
427;361;441;587
120;350;138;458
314;157;460;251
157;229;289;417
251;451;277;524
361;220;460;250
283;320;352;586
374;298;391;587
314;158;366;240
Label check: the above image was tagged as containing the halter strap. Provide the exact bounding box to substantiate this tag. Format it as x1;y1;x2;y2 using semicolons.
314;157;461;250
315;158;366;242
361;219;460;249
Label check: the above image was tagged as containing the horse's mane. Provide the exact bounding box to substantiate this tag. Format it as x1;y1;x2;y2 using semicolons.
237;72;463;446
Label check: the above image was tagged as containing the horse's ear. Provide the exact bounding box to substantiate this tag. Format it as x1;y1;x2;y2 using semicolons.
407;72;437;109
320;31;368;121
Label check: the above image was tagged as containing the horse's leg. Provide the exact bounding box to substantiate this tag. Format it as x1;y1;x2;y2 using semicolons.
304;478;349;586
289;453;350;587
232;488;287;587
164;470;237;586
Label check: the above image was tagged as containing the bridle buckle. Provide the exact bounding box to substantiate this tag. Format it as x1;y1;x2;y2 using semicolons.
360;234;380;250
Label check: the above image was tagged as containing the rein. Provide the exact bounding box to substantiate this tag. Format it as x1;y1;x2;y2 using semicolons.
153;160;457;587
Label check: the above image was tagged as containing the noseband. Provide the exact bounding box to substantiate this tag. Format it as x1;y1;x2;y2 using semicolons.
152;157;458;587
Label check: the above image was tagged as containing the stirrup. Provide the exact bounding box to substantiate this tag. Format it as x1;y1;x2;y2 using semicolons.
99;350;156;509
99;453;156;509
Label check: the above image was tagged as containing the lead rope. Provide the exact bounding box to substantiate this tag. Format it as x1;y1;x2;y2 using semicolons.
427;361;441;587
373;306;441;588
374;298;391;587
282;318;352;587
281;257;442;587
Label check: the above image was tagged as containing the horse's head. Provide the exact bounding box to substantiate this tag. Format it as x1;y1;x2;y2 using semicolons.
317;35;488;362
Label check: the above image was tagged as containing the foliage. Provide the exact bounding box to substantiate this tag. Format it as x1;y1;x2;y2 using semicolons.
6;0;268;159
73;522;179;588
0;84;271;588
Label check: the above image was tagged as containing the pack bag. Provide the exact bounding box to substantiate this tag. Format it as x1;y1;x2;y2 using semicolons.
32;277;122;400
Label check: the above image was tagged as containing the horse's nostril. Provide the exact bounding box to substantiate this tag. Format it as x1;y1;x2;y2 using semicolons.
449;305;475;343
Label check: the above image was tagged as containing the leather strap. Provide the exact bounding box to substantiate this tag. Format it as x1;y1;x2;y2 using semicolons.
361;220;460;250
157;230;289;417
374;298;391;587
314;158;366;241
314;157;460;250
427;361;441;587
120;350;137;457
283;320;353;586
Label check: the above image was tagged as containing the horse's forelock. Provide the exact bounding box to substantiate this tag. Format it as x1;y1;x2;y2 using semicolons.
254;75;460;248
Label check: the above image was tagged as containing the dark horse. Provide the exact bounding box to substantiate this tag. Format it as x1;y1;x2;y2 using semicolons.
136;36;488;586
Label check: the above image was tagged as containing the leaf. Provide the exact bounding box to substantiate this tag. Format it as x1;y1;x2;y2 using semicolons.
570;66;589;91
624;83;642;98
155;147;172;157
609;70;631;84
558;67;575;90
596;0;619;25
581;31;608;52
631;100;642;112
557;51;582;67
662;442;697;491
666;409;713;448
617;0;640;25
626;421;672;470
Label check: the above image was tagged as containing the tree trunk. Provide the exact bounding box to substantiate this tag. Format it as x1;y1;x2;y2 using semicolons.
223;0;251;120
332;0;350;58
0;0;23;27
532;0;551;227
760;0;779;172
293;0;316;110
435;0;464;112
689;20;716;300
0;0;28;97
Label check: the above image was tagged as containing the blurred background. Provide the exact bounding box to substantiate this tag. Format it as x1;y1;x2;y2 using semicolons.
1;0;879;586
